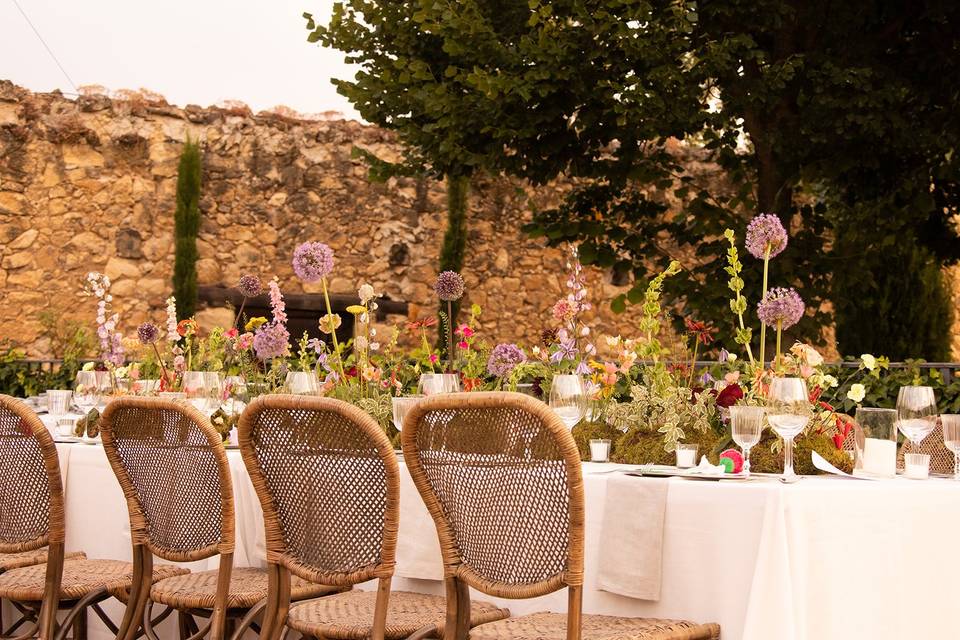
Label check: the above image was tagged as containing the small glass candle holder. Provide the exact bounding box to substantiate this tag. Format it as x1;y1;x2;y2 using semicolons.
676;443;698;468
904;453;930;480
589;439;611;462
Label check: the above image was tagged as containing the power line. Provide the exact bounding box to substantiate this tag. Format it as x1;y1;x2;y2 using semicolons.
9;0;78;93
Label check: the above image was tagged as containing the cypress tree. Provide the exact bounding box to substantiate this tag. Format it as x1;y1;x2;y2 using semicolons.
172;138;202;320
438;174;469;344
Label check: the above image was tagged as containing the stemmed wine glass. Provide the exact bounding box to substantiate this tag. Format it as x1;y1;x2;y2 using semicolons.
896;386;937;453
549;374;587;430
766;377;811;482
182;372;210;414
417;373;460;396
74;371;102;417
204;372;224;414
942;415;960;481
391;396;423;433
730;405;765;476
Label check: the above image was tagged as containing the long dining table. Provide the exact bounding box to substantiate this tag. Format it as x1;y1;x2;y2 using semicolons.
5;440;959;640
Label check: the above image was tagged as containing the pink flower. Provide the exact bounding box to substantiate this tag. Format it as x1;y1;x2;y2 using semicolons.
552;299;576;322
457;340;469;350
429;354;439;364
226;327;239;339
456;324;475;338
236;333;254;350
601;362;618;386
724;371;741;384
173;355;185;371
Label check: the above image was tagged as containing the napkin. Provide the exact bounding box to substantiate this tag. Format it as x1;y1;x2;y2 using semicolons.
597;473;669;601
685;456;728;475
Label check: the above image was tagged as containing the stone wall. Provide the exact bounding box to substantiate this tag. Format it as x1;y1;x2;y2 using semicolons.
0;80;681;358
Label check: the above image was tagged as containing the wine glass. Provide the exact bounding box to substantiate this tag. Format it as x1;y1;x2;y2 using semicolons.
74;371;102;417
204;372;225;413
391;396;423;433
766;377;811;481
896;386;937;451
285;371;319;395
730;405;765;476
181;371;209;414
222;376;249;419
549;374;587;430
941;414;960;481
417;373;460;396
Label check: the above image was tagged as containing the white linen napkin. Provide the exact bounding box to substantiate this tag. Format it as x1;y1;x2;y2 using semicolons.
597;473;669;601
685;456;728;475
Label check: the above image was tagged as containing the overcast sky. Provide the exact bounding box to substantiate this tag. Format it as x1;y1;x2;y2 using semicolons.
0;0;360;119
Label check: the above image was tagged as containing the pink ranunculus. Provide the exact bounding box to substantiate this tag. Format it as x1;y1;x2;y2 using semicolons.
457;340;469;350
724;371;741;384
226;327;239;339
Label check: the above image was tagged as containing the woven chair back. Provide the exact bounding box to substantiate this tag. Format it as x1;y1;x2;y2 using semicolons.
898;422;955;475
402;392;585;600
0;395;64;553
238;395;400;586
100;397;235;562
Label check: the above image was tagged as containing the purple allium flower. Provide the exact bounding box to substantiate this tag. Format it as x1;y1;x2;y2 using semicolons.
757;287;805;329
487;343;527;378
292;242;334;283
434;271;465;301
745;214;788;260
237;274;262;298
253;322;290;360
137;322;159;345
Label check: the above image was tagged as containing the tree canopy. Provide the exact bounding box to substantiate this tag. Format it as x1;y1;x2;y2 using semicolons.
309;0;960;359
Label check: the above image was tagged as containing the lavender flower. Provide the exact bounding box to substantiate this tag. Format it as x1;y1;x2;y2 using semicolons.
757;287;805;329
745;214;788;259
292;242;335;283
487;343;527;378
137;322;160;345
434;271;465;301
237;274;262;298
550;336;579;363
253;322;290;360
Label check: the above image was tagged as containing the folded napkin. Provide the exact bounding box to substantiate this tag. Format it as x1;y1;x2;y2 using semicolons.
597;473;669;601
685;456;728;475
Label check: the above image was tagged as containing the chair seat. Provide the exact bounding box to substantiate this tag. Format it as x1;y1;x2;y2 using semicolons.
0;558;187;601
467;612;720;640
150;566;343;610
287;590;510;640
0;550;85;572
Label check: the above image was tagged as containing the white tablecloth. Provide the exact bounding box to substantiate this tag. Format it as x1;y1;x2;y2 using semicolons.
9;444;959;640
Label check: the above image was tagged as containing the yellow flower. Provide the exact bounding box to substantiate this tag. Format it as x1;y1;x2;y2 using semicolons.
860;354;876;371
318;313;342;334
847;383;866;403
245;316;268;331
346;305;366;315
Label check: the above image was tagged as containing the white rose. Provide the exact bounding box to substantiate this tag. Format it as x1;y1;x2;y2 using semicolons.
822;375;839;388
861;354;876;371
847;383;866;403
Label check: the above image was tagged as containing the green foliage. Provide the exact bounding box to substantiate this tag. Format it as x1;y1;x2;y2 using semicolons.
438;174;470;345
312;0;960;356
632;260;681;363
173;138;202;320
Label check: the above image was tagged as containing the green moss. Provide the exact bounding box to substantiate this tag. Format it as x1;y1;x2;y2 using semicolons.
572;420;622;460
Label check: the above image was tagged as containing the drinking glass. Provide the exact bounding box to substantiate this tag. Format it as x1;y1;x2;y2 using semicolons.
74;371;102;416
417;373;460;396
181;371;209;414
204;372;225;413
896;386;937;450
854;407;898;477
730;405;765;476
285;371;319;395
134;379;160;396
942;414;960;481
391;396;423;433
222;376;249;419
549;374;587;430
766;377;811;481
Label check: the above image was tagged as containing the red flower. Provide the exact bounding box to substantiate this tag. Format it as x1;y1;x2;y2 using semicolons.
462;377;483;392
808;386;823;403
715;383;745;408
177;319;198;337
405;316;437;332
684;318;716;346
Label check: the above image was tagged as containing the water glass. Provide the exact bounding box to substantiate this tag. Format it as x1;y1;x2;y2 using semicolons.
417;373;460;396
285;371;319;395
897;386;937;449
589;439;611;462
135;379;160;396
730;405;765;475
942;414;960;481
766;377;811;481
391;396;423;433
74;371;102;415
854;407;898;477
47;390;72;418
549;374;587;430
222;376;249;418
181;371;209;413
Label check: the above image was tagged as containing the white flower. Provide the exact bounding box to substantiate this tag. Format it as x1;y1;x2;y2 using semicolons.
605;335;621;348
358;284;376;303
861;354;876;371
822;374;839;388
369;342;380;352
728;353;738;363
847;383;866;403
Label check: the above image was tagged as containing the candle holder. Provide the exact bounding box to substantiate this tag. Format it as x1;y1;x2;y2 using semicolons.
853;407;898;478
676;443;698;468
589;439;611;462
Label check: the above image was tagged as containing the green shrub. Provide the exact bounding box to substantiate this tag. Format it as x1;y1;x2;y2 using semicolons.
173;138;202;320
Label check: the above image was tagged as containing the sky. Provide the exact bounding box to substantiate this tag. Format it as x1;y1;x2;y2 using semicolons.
0;0;361;120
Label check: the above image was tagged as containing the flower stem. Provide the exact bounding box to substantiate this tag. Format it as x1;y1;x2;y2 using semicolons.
775;319;782;374
758;245;771;369
321;278;347;384
447;300;455;373
152;343;171;388
235;298;247;330
688;339;699;388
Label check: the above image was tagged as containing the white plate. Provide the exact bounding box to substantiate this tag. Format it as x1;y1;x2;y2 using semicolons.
625;465;749;481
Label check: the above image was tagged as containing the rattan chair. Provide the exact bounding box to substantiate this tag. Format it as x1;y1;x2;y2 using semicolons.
0;394;186;640
99;396;341;640
402;392;722;640
898;421;955;475
237;394;509;640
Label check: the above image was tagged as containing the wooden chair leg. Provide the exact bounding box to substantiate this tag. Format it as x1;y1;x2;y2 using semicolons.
72;606;87;640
